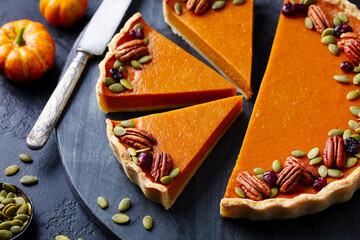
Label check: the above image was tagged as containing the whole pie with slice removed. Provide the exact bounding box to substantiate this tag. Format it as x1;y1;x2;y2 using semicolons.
96;13;236;112
163;0;253;99
221;0;360;219
107;96;242;209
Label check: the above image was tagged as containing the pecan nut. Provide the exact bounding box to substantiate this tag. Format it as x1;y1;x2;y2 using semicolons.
343;39;360;65
151;152;173;182
285;156;319;185
121;128;156;149
276;165;302;193
114;39;148;62
186;0;211;15
236;171;271;201
307;5;332;34
324;136;346;169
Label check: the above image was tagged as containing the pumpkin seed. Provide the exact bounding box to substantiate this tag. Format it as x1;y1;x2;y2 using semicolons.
338;12;348;23
131;60;141;69
235;187;245;197
97;196;108;209
344;157;357;168
305;17;313;29
354;74;360;85
121;120;135;128
133;23;143;30
160;176;173;184
327;169;343;178
2;199;14;205
233;0;245;4
272;160;282;172
10;226;22;234
321;35;336;44
334;75;350;83
118;198;131;212
354;66;360;73
270;187;278;197
350;106;360;117
2;185;14;194
4;206;16;217
351;134;360;141
14;214;29;222
328;44;339;55
113;126;126;136
328;129;344;136
169;168;180;178
300;0;305;3
2;203;14;213
318;165;328;178
55;236;70;240
356;151;360;158
138;55;152;64
354;128;360;133
127;148;137;157
212;1;226;10
304;0;316;5
344;129;352;140
113;60;123;68
18;154;32;163
6;193;14;199
120;79;133;90
0;222;11;230
0;191;7;198
253;168;265;175
20;175;37;185
0;230;12;240
135;148;151;153
119;66;127;72
321;28;334;37
174;2;182;15
349;120;360;131
27;202;31;215
132;157;138;165
291;150;306;157
4;165;18;176
143;215;153;230
10;220;22;227
333;16;342;26
103;77;116;86
347;90;359;100
307;147;319;159
23;220;29;227
109;83;125;93
143;36;149;45
256;174;264;181
17;204;28;215
112;214;129;224
310;156;323;165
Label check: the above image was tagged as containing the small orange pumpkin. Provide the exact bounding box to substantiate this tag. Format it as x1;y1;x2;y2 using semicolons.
40;0;88;27
0;20;55;82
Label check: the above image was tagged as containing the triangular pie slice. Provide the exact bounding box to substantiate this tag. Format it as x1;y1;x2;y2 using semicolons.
96;13;236;112
163;0;253;99
107;96;242;209
221;0;360;219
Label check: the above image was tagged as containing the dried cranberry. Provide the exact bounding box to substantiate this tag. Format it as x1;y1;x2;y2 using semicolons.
334;23;353;37
344;137;360;153
292;4;308;16
138;152;153;169
281;1;294;17
340;61;354;73
263;170;278;188
129;28;144;39
313;177;327;191
110;68;123;80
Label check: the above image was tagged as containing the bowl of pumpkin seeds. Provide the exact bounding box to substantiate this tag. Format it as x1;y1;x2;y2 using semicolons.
0;183;33;240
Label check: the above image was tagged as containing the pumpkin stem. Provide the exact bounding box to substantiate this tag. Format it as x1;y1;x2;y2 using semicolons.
15;27;25;46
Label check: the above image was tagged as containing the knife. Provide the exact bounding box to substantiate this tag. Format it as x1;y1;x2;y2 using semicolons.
26;0;132;150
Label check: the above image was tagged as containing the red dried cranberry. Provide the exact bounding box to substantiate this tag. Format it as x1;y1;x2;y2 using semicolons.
263;170;278;188
138;152;153;169
334;23;353;37
110;68;123;80
340;61;354;73
344;137;360;153
129;28;144;39
313;177;327;191
292;4;308;16
281;1;294;17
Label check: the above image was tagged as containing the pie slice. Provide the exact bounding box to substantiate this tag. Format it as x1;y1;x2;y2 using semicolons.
221;0;360;219
163;0;253;99
96;13;236;112
106;96;242;209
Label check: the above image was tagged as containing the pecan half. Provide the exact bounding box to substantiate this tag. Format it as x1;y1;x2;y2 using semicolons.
121;128;156;149
285;156;319;185
236;171;271;201
276;165;302;193
186;0;211;15
151;152;173;182
324;136;346;169
114;39;148;62
343;39;360;65
308;5;332;34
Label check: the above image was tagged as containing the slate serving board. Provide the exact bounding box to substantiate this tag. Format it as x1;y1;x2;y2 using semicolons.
57;0;360;239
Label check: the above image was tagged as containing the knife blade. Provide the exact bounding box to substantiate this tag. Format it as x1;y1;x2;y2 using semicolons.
26;0;132;150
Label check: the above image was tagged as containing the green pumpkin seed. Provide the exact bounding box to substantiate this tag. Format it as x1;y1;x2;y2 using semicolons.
138;55;152;64
334;75;350;83
112;214;129;224
233;0;245;4
143;36;149;45
27;202;31;215
338;12;348;23
135;148;151;153
347;90;359;100
133;23;143;30
354;66;360;73
104;77;116;86
344;129;352;140
356;151;360;158
349;120;360;131
328;44;339;55
14;214;29;222
327;169;343;178
127;148;137;157
6;193;14;199
143;215;153;230
354;74;360;85
22;220;29;228
351;134;360;141
321;35;336;44
304;0;316;5
20;175;37;185
235;187;245;197
350;106;360;117
270;187;278;197
291;150;306;157
113;126;126;136
118;198;131;212
113;60;123;68
132;156;138;165
300;0;305;3
212;1;226;10
10;226;22;234
4;206;16;217
4;165;18;176
17;204;28;215
14;197;24;205
131;60;141;69
121;120;135;128
333;16;342;26
328;129;344;136
97;196;108;209
0;230;12;240
272;160;282;172
0;222;11;230
169;168;180;178
174;2;182;15
160;176;173;184
310;156;323;165
10;220;22;227
253;168;265;175
119;66;127;72
109;83;125;93
344;157;357;168
318;165;328;178
321;28;334;37
18;154;32;163
1;185;14;194
305;17;313;29
307;147;319;159
0;191;7;198
2;199;14;205
55;236;70;240
120;79;133;90
256;174;264;181
2;203;14;213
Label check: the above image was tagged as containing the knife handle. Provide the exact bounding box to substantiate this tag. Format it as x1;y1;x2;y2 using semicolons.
26;50;91;150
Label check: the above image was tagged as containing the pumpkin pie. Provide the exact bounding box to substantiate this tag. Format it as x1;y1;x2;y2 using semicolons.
106;96;242;209
163;0;253;99
96;13;236;112
220;0;360;219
